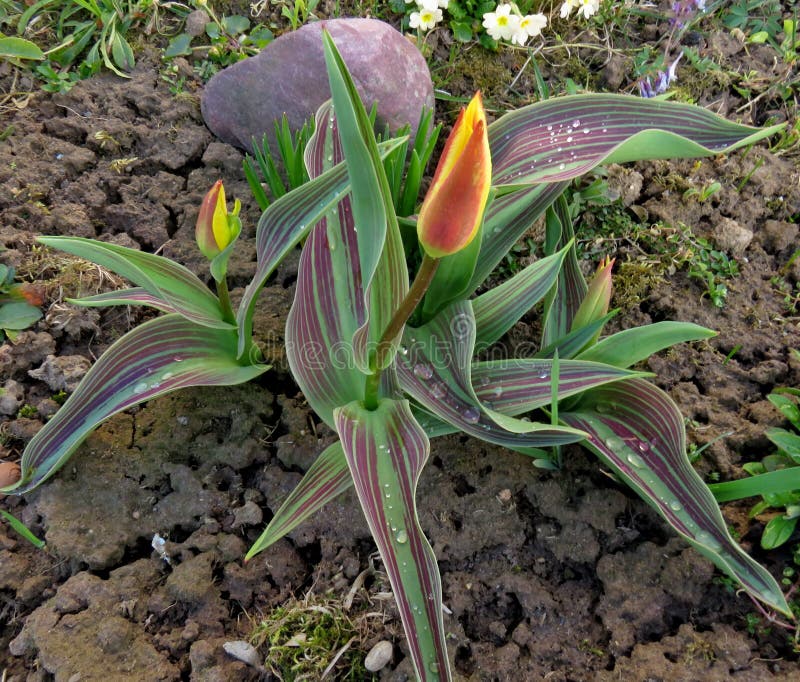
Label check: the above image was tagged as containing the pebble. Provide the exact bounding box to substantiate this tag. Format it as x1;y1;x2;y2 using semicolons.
364;640;393;672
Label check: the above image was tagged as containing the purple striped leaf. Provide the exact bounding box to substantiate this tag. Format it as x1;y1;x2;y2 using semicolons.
322;34;407;373
235;149;355;357
537;312;617;360
398;301;585;449
561;378;791;616
246;441;351;560
4;314;267;494
335;399;450;681
488;94;784;186
542;196;586;348
69;287;177;314
471;359;646;415
472;243;569;347
286;98;405;425
286;105;388;426
37;237;230;329
470;98;781;296
470;182;568;293
286;104;368;426
234;114;406;359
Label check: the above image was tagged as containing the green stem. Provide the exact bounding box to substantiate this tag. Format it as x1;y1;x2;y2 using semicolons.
364;253;440;409
216;277;236;325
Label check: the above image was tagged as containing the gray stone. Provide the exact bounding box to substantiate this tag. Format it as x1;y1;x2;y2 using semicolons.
201;18;434;154
364;640;393;672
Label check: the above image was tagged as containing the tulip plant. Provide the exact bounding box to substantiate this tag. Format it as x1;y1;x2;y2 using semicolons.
2;32;793;680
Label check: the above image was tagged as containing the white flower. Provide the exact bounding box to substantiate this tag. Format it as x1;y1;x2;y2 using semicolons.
560;0;577;18
518;12;547;39
410;6;443;30
560;0;600;19
436;0;450;8
577;0;601;19
482;3;521;41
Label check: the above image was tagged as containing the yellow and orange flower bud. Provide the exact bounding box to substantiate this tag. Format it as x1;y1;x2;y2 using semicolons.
417;92;492;259
195;180;240;260
572;256;615;333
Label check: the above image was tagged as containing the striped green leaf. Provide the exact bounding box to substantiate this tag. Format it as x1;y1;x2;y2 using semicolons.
576;322;717;367
398;301;585;449
471;359;646;414
234;118;405;359
3;315;267;494
488;94;784;186
561;378;790;616
322;33;407;374
235;144;355;356
69;287;177;313
542;196;586;349
472;243;569;347
470;182;567;294
285;107;372;426
246;441;351;559
469;97;781;296
37;237;230;329
335;399;450;681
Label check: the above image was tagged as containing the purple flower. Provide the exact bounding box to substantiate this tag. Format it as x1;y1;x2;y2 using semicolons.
638;53;683;98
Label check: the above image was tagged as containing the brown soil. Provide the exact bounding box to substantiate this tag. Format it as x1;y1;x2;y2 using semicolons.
1;23;800;682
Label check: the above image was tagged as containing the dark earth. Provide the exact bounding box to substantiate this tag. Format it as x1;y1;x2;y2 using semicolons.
1;13;800;682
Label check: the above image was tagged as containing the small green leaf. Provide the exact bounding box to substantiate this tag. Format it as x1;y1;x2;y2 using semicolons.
223;15;250;35
111;33;134;72
767;428;800;460
0;36;44;60
165;34;193;58
0;302;42;330
450;21;473;42
0;510;46;549
761;516;797;549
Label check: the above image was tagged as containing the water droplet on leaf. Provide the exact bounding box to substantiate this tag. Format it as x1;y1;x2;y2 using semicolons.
430;383;446;399
626;453;646;468
395;530;408;544
462;407;480;424
413;363;434;380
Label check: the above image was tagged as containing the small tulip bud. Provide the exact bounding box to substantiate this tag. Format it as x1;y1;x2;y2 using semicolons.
572;256;615;334
195;180;241;260
417;92;492;259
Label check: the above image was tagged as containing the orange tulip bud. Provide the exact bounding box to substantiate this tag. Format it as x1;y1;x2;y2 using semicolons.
417;92;492;259
195;180;240;260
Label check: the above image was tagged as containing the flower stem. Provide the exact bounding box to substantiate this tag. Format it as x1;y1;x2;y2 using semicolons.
216;277;236;325
363;253;440;410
